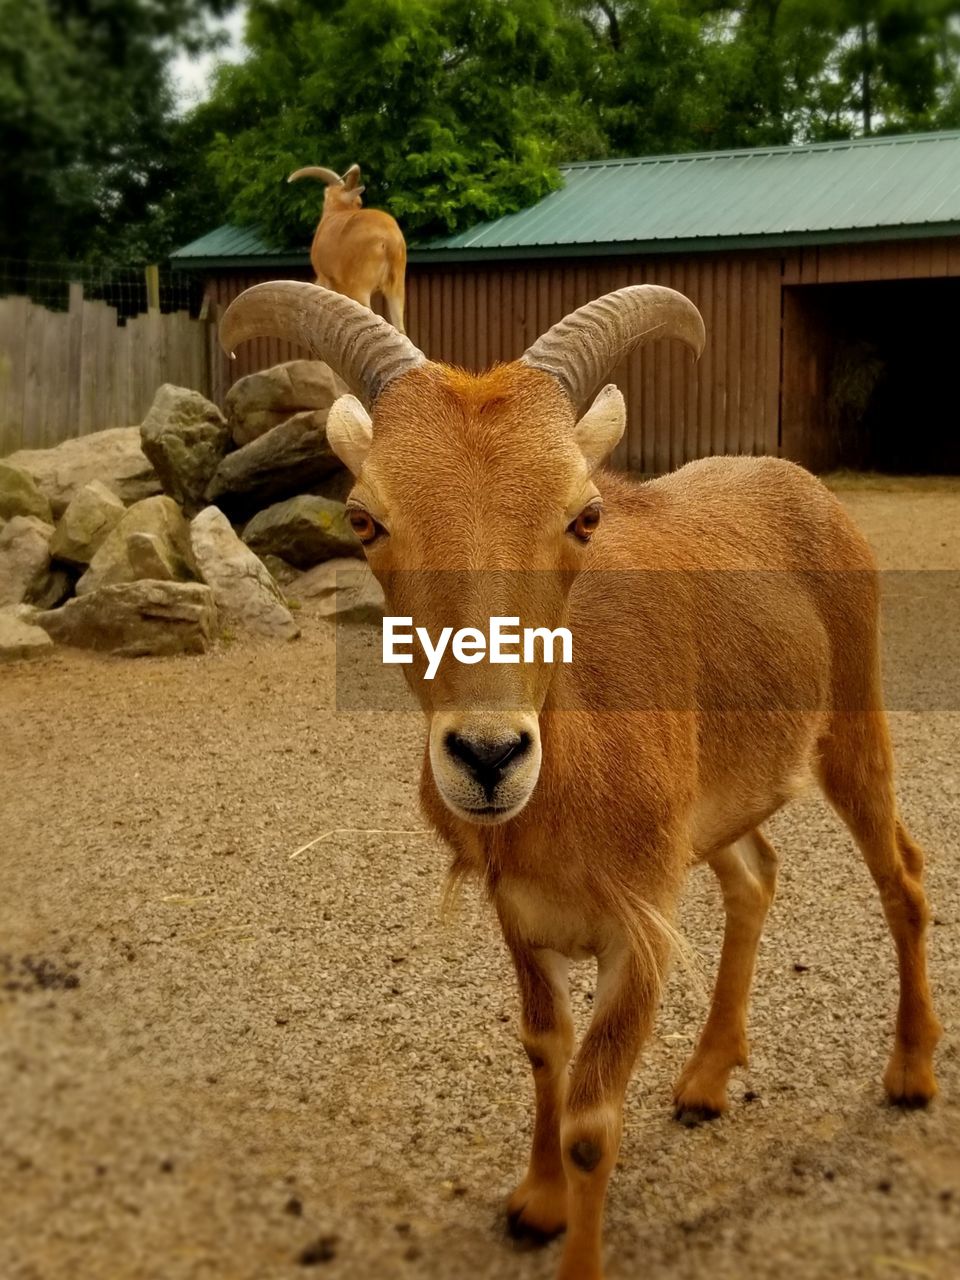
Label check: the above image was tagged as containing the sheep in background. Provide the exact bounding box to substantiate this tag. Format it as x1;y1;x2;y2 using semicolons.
288;163;407;332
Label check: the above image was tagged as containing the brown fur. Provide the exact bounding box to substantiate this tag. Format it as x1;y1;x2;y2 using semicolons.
347;360;941;1280
293;167;407;330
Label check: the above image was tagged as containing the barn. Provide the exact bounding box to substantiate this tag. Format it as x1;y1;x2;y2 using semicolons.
173;130;960;475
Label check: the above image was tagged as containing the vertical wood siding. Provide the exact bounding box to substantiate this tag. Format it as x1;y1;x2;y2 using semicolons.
404;254;786;472
206;235;960;474
0;293;214;456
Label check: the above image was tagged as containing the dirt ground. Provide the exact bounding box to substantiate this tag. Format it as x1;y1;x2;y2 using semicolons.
2;482;958;1280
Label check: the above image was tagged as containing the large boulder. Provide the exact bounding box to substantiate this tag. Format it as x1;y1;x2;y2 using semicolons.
205;409;341;517
0;461;53;523
225;360;339;447
190;506;300;641
289;557;384;625
140;384;231;514
0;515;56;607
76;495;198;596
242;495;360;569
50;480;125;567
4;426;160;517
34;580;217;656
310;468;354;505
0;609;54;662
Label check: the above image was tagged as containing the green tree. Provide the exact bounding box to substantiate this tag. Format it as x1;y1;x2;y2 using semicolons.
203;0;601;244
810;0;960;137
689;0;960;146
0;0;232;264
561;1;727;154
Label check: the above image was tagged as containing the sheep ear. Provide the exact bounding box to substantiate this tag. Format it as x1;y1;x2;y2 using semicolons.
573;384;626;472
326;394;373;475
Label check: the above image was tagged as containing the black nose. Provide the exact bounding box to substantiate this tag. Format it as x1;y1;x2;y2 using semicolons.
445;731;532;796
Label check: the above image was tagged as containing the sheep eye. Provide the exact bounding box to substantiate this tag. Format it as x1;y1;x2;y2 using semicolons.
568;503;602;543
348;509;383;544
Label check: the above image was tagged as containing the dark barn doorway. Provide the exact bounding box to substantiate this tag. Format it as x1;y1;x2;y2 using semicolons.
782;277;960;473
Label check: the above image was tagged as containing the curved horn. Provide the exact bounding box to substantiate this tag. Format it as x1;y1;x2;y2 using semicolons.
219;281;426;408
287;166;342;185
521;285;705;413
341;163;361;189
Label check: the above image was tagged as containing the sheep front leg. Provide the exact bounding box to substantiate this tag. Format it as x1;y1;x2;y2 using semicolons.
556;941;666;1280
506;940;574;1240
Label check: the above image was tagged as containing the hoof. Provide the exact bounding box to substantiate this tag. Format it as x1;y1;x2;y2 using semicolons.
506;1208;563;1247
674;1103;721;1128
672;1053;735;1122
888;1092;933;1111
506;1179;567;1246
884;1051;938;1109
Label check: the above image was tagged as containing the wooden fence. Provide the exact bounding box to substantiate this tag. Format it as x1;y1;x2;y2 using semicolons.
0;284;216;457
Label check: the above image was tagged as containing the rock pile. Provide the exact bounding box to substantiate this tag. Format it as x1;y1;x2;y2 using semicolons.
0;360;385;662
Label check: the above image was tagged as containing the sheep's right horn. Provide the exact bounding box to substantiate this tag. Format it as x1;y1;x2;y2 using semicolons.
521;285;705;414
219;281;426;408
341;164;362;189
287;166;342;185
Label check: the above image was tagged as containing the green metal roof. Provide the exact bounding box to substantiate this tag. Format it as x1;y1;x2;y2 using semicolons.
171;222;304;268
172;131;960;269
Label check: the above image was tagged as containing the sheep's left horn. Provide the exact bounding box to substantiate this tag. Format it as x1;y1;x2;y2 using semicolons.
287;166;341;185
341;164;362;189
521;285;705;414
219;281;426;408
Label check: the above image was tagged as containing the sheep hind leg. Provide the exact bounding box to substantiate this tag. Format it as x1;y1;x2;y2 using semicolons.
383;283;405;334
673;830;778;1124
818;711;941;1106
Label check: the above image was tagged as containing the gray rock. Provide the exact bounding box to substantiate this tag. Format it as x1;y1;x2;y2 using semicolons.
50;480;126;567
140;384;231;514
205;409;340;517
126;532;182;582
225;360;339;446
0;515;55;607
4;426;160;517
29;567;72;611
0;461;53;523
242;495;360;569
0;610;54;662
261;554;299;586
190;506;299;641
309;467;354;505
35;580;217;656
289;557;384;625
76;496;198;596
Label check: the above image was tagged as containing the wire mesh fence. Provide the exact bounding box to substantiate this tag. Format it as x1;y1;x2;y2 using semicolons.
0;257;205;321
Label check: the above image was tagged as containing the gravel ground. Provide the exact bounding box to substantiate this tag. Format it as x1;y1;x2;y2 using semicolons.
1;484;958;1280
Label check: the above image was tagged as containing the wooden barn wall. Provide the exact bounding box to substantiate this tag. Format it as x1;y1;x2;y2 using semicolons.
402;255;785;474
207;256;782;474
205;235;960;474
781;236;960;286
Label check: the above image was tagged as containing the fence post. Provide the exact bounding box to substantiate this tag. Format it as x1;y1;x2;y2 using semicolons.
145;264;160;312
66;281;85;437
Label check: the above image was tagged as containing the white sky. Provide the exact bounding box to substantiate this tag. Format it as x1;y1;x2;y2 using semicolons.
170;5;248;110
